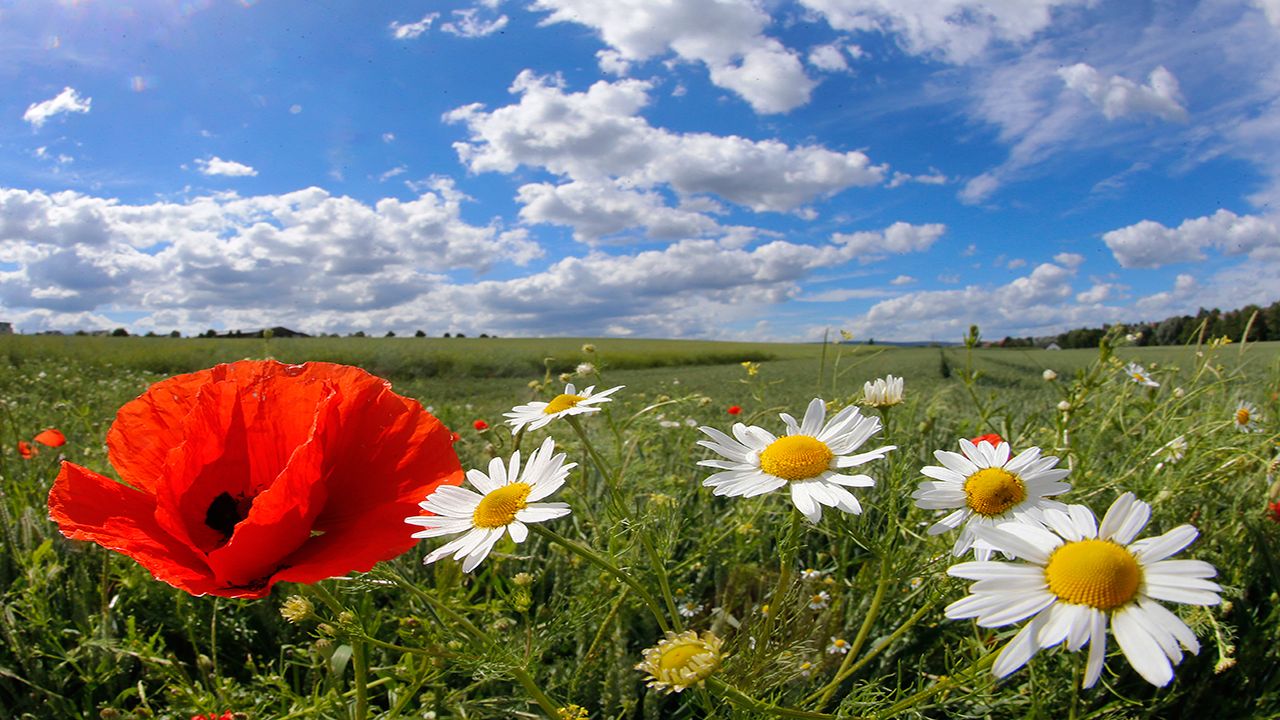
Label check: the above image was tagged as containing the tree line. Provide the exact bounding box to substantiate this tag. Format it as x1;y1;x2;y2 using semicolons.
996;300;1280;349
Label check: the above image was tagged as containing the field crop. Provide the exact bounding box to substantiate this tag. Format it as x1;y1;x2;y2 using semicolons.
0;333;1277;719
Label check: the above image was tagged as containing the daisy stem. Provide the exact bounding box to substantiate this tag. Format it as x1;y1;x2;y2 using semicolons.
565;414;628;517
530;524;672;633
638;530;684;632
706;677;833;719
377;568;562;719
874;650;997;718
758;510;802;652
812;554;892;710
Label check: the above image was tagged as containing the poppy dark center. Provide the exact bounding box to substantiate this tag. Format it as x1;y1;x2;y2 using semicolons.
205;491;252;541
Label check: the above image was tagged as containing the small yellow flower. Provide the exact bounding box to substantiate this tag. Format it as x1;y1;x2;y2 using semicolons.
280;595;315;624
558;704;589;720
635;630;724;693
741;361;760;376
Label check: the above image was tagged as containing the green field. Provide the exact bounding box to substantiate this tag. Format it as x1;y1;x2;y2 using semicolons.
1;334;1278;718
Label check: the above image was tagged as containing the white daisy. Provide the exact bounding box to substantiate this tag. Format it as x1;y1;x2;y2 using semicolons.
696;398;896;523
1150;435;1187;471
1233;401;1260;433
503;382;623;434
405;437;575;572
946;493;1221;688
862;374;904;408
808;590;831;610
1125;362;1159;388
826;637;850;655
912;439;1071;560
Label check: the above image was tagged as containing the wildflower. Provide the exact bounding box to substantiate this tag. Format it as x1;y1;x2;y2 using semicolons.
862;374;904;408
190;713;234;720
575;362;596;376
1151;436;1187;471
1233;401;1260;433
1057;400;1072;412
407;437;573;572
727;405;742;416
913;438;1070;560
504;383;623;434
558;705;589;720
34;428;66;447
798;660;815;678
808;591;831;610
49;361;463;598
826;637;850;654
678;601;703;618
741;361;760;377
839;329;854;341
697;398;896;523
1042;369;1057;382
18;440;36;459
971;433;1003;447
473;419;489;431
946;493;1220;687
636;630;724;693
1125;362;1159;388
513;571;535;586
1268;501;1280;523
280;595;315;623
800;568;825;581
581;343;596;354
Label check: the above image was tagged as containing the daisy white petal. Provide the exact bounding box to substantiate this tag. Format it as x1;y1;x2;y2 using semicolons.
504;383;624;434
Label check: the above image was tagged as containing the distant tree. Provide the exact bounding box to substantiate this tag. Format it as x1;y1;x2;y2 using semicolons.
443;332;452;338
169;330;181;338
111;327;129;337
351;330;366;338
74;329;87;336
455;332;466;338
479;332;490;338
385;331;396;338
144;331;158;337
414;329;426;338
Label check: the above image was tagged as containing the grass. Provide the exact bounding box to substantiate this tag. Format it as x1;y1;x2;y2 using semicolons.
1;333;1278;719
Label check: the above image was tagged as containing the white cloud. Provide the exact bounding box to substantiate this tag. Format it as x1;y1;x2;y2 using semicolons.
832;221;946;262
799;287;892;302
1058;64;1187;122
23;87;91;128
516;180;733;243
888;168;948;188
196;157;258;177
1075;283;1113;304
1101;209;1280;268
1255;0;1280;28
390;13;439;39
800;0;1089;64
441;9;509;38
1054;252;1084;269
808;44;849;72
531;0;816;113
890;274;914;285
446;71;886;215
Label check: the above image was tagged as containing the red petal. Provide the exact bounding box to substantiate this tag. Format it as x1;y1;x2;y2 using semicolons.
34;428;66;447
108;367;214;494
48;462;218;595
18;441;36;459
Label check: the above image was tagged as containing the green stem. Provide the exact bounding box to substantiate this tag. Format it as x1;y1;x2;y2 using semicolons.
531;524;671;632
813;554;892;710
707;677;834;719
638;531;683;632
874;651;997;719
758;510;802;651
567;415;615;479
351;639;369;720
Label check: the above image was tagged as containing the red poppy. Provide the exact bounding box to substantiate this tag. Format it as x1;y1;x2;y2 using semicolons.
1268;501;1280;524
18;440;36;459
971;433;1004;447
727;405;742;416
48;360;462;599
473;419;489;431
34;428;67;447
191;713;235;720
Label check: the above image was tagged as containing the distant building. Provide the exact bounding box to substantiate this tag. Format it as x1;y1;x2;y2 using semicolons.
0;321;11;335
1045;342;1062;351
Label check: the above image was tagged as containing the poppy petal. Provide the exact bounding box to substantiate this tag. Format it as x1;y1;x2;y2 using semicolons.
34;428;66;447
48;462;218;596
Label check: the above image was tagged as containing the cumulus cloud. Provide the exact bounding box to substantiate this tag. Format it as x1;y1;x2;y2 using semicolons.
0;183;542;321
1058;64;1187;122
832;221;946;262
23;87;91;128
1101;209;1280;268
808;44;850;72
441;8;509;38
516;180;734;243
446;71;886;217
799;0;1089;64
390;13;439;39
196;157;258;177
530;0;816;113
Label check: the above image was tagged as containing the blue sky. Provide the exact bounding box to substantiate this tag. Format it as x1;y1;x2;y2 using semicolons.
2;0;1279;342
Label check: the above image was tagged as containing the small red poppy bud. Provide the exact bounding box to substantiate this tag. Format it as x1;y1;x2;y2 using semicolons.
971;433;1003;447
1268;501;1280;524
727;405;742;415
18;440;36;459
34;428;66;447
473;420;489;431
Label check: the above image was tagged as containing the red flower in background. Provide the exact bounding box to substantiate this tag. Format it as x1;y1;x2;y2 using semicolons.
18;441;36;459
48;360;462;599
1268;501;1280;524
971;433;1004;447
34;428;66;447
473;419;489;431
727;405;742;416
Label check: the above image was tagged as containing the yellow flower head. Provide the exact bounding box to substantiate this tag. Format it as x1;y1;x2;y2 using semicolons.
636;630;724;693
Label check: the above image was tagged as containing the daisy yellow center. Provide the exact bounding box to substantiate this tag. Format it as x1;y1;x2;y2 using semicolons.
659;642;706;672
544;393;585;414
759;435;833;481
472;483;532;528
1236;407;1251;425
962;467;1026;516
1044;539;1142;610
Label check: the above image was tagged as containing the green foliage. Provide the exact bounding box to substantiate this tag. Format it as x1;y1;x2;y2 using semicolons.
0;336;1277;718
